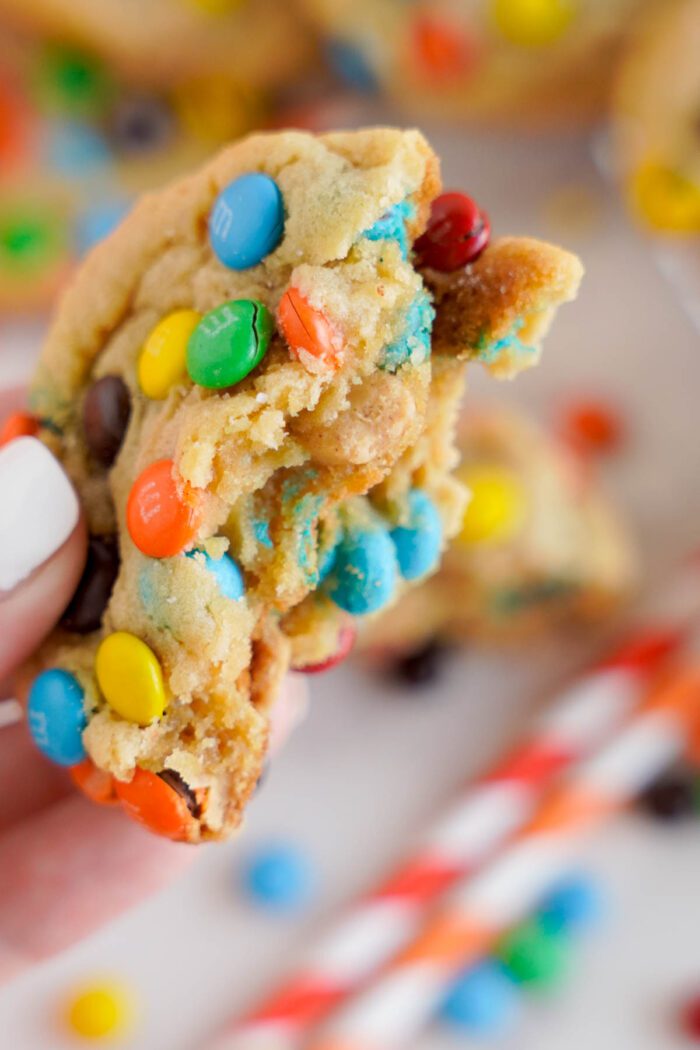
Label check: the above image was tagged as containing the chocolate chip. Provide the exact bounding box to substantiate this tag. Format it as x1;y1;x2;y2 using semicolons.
110;95;174;155
390;638;450;688
61;535;119;633
638;770;697;822
158;769;201;819
83;375;131;466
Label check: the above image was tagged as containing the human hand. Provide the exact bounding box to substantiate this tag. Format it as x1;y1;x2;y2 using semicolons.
0;388;308;984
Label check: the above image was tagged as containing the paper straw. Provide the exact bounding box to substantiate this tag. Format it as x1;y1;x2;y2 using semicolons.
310;669;700;1050
209;614;691;1050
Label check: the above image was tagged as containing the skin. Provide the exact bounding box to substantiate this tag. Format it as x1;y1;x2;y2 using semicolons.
0;388;307;984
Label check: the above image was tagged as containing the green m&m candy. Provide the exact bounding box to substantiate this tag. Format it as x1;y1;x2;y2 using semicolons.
186;299;274;389
35;45;113;119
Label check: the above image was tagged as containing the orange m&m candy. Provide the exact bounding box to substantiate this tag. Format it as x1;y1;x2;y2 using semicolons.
70;758;117;805
278;287;344;372
126;458;201;558
410;15;475;83
0;410;39;447
115;768;196;840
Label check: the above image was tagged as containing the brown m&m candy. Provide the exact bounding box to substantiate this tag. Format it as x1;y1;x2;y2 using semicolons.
83;375;131;467
61;536;119;633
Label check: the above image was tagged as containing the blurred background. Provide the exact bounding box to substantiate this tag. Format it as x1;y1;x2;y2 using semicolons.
0;1;699;1048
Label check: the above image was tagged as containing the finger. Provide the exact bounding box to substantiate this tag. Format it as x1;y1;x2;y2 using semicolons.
0;721;73;833
0;794;194;984
0;437;87;679
268;672;309;755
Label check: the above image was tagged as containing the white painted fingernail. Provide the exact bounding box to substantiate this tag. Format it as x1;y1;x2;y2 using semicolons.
0;437;79;592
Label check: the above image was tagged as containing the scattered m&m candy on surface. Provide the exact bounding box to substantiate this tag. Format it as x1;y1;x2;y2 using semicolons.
242;842;316;912
186;548;245;600
187;299;274;389
209;172;285;269
126;458;201;558
390;488;442;581
681;992;700;1042
440;961;519;1036
538;874;604;935
638;769;697;822
138;309;201;399
560;398;624;455
278;287;344;372
410;14;475;84
497;917;570;990
96;631;166;725
414;191;490;272
325;525;398;615
631;163;700;234
28;669;87;766
64;980;133;1040
491;0;576;47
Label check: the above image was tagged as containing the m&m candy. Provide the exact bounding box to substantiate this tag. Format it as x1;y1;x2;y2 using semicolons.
27;668;87;766
326;39;378;93
414;191;490;272
110;94;174;155
411;14;474;83
631;162;700;233
65;981;132;1040
95;631;166;724
538;874;604;935
278;287;344;371
75;198;130;256
325;525;398;615
186;548;245;600
497;917;570;989
186;299;274;389
560;398;624;455
491;0;576;47
440;961;519;1035
61;535;119;634
45;121;111;176
0;410;38;447
209;172;285;269
459;464;527;545
390;489;442;580
242;842;316;912
298;624;356;674
70;758;117;805
138;309;201;399
126;458;201;557
115;768;197;840
82;375;132;467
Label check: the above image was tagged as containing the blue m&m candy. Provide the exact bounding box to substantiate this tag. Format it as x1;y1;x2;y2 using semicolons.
440;961;519;1036
45;120;111;176
325;525;398;615
209;173;284;270
538;874;604;936
27;668;87;766
242;842;315;913
390;489;442;581
325;39;379;93
75;198;130;256
186;548;245;600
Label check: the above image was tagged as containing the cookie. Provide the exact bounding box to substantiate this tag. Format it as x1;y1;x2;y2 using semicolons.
19;129;582;842
364;408;634;655
304;0;658;127
613;0;700;233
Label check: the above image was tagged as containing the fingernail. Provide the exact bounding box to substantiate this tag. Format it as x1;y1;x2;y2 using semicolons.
0;437;79;592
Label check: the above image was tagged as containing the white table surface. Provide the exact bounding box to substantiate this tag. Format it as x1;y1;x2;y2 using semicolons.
0;123;699;1050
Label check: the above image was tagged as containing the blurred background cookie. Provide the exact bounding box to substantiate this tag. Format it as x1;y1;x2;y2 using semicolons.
304;0;661;128
613;0;700;233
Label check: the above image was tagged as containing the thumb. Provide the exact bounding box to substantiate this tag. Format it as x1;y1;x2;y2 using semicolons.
0;437;87;680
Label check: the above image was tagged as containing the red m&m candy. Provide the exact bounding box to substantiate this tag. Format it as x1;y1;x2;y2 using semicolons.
299;624;356;674
414;191;490;271
126;458;201;558
278;287;344;372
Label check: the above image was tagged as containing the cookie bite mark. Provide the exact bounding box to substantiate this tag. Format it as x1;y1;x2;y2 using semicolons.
426;237;584;377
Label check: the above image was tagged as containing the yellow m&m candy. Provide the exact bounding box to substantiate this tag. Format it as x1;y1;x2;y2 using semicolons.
96;632;166;724
459;465;527;546
492;0;576;47
631;163;700;234
184;0;245;13
137;310;201;400
66;981;132;1040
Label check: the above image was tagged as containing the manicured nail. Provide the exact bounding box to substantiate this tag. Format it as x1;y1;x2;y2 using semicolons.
0;437;79;592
